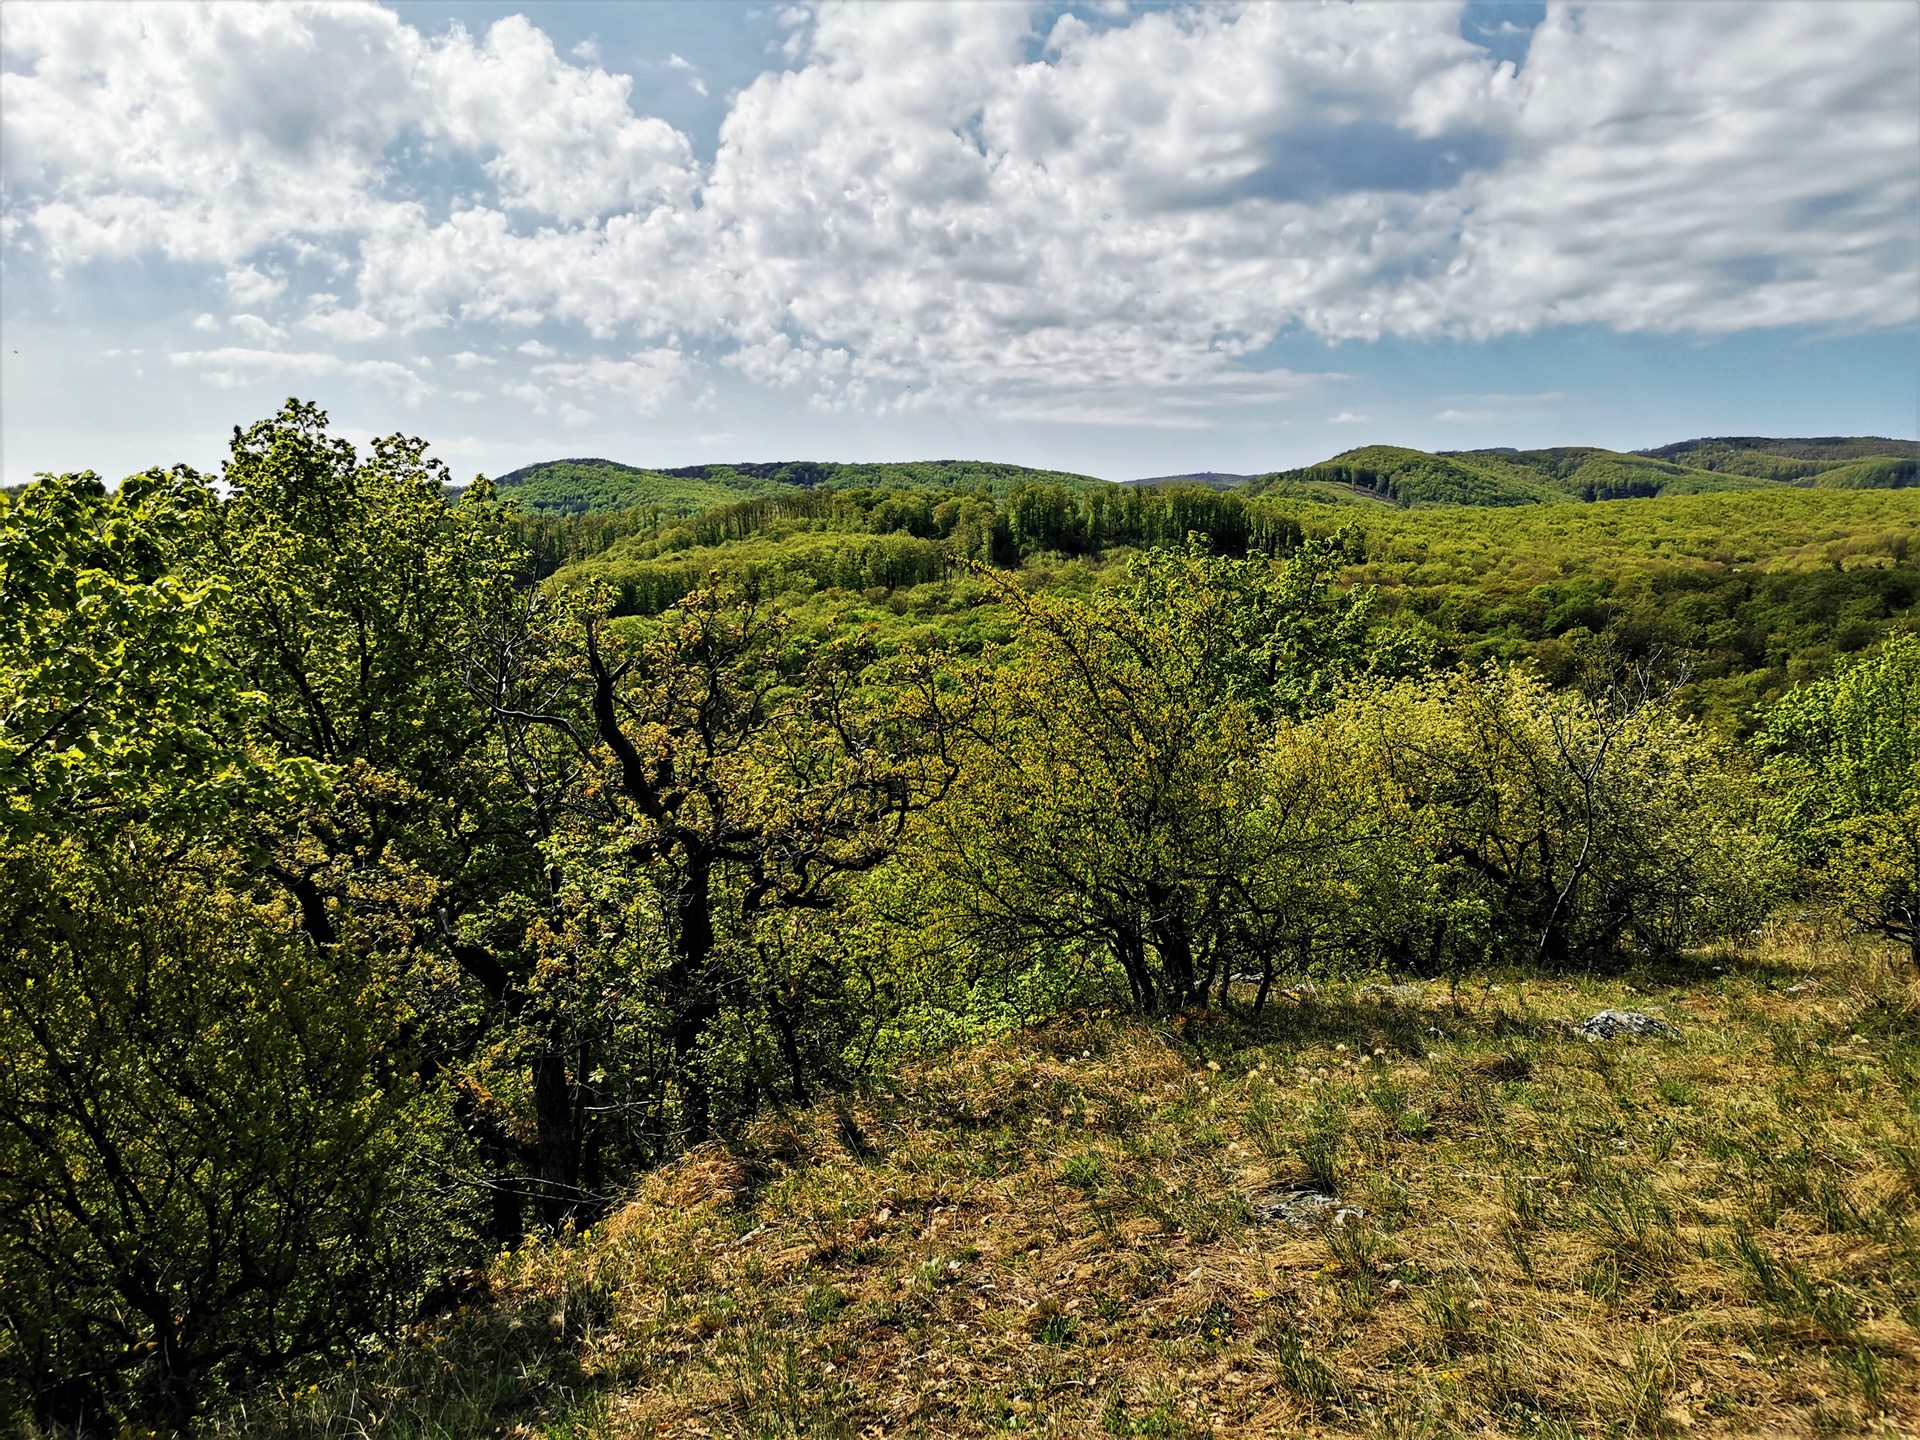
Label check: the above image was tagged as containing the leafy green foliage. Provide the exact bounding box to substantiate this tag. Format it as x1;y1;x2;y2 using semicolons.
3;403;1914;1432
486;583;967;1142
1760;632;1920;963
664;458;1113;496
493;435;1918;530
1642;434;1919;478
550;481;1309;617
1811;455;1918;489
488;456;784;515
538;482;1919;733
1247;436;1917;508
1342;487;1920;729
0;408;507;1431
1247;445;1568;506
179;406;582;1246
0;469;305;836
188;404;539;972
0;841;445;1431
1326;664;1786;972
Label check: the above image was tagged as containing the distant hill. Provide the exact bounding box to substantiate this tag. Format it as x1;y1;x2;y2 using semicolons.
488;457;1112;515
1242;436;1915;508
1637;436;1919;487
1122;472;1257;490
487;437;1916;516
486;458;778;516
1243;445;1567;507
1643;434;1918;467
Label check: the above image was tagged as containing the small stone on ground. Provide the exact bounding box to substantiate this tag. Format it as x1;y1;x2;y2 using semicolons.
1577;1008;1682;1041
1252;1187;1365;1229
1359;982;1425;1003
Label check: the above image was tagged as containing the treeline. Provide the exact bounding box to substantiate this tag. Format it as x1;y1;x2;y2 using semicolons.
1818;455;1918;489
1250;447;1554;507
512;500;682;576
3;404;1916;1433
546;481;1310;614
1645;434;1920;476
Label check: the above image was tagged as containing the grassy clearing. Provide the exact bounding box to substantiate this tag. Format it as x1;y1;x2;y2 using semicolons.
244;930;1920;1439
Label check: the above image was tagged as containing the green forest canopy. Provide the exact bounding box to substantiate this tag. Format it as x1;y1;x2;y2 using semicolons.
528;479;1918;733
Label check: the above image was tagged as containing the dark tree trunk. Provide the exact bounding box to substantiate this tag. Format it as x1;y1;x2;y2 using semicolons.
1151;913;1197;1009
134;1299;198;1438
267;863;336;949
1115;922;1154;1013
33;1378;106;1440
1539;909;1574;969
767;987;811;1103
578;1040;605;1202
489;1175;525;1243
667;857;721;1143
451;1083;528;1242
531;1050;581;1228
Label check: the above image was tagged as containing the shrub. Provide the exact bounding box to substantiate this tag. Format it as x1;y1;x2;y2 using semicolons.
1761;631;1920;967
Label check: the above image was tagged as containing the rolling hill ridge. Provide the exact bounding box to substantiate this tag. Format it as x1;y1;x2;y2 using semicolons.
486;437;1916;516
1246;436;1917;508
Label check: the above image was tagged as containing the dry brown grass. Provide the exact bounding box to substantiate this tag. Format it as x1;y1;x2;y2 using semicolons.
258;931;1920;1439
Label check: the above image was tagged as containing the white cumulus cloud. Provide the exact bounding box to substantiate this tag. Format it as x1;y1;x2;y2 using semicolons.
170;346;433;405
229;313;288;346
531;349;707;416
4;0;1914;428
225;265;286;307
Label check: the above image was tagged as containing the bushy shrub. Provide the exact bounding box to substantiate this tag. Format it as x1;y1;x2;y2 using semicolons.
1761;631;1920;966
1329;665;1786;971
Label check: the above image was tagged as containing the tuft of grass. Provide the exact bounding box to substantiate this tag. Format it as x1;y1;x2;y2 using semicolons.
1728;1227;1861;1344
1058;1147;1106;1192
1257;1316;1345;1411
1294;1087;1349;1188
1608;1330;1682;1438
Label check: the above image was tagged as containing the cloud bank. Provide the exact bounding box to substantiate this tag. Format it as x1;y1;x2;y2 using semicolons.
3;0;1915;425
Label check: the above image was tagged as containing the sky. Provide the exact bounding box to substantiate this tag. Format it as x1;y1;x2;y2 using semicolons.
1;0;1917;489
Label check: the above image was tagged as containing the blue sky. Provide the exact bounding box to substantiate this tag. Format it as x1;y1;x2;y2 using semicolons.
2;0;1916;488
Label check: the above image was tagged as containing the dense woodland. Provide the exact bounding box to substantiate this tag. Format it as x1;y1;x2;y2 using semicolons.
525;480;1916;734
3;403;1918;1432
493;435;1917;528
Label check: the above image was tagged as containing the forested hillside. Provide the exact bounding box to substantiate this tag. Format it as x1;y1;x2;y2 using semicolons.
492;456;1113;516
486;458;785;515
1248;436;1917;507
4;404;1918;1436
1643;435;1920;478
487;436;1916;523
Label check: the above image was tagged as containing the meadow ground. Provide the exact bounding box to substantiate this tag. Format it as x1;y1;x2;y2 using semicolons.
254;929;1919;1440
